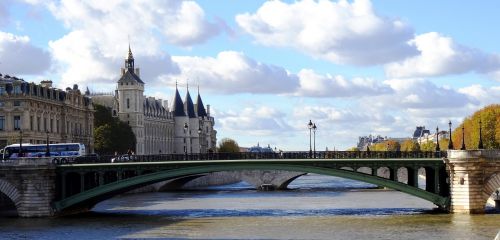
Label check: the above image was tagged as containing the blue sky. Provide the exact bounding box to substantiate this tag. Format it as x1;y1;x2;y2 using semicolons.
1;0;499;150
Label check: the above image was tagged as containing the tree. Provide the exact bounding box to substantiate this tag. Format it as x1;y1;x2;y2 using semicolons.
400;139;420;152
217;138;240;153
451;104;500;149
370;140;400;151
346;146;359;151
420;141;436;151
93;104;136;155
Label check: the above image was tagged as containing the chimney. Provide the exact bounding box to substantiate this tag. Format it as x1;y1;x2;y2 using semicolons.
135;68;140;77
121;68;125;76
207;104;210;116
40;80;53;88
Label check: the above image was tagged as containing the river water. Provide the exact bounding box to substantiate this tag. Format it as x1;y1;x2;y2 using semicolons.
0;174;499;239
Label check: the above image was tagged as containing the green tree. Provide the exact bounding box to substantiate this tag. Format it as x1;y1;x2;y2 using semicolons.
451;104;500;149
93;104;136;155
400;139;420;151
217;138;240;153
420;141;437;151
370;140;400;151
346;146;359;151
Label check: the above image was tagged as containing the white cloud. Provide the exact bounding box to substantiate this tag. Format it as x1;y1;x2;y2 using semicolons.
374;78;473;109
458;85;500;106
295;69;392;97
22;0;223;89
168;51;299;94
236;0;416;65
0;31;51;75
385;32;500;78
218;106;292;136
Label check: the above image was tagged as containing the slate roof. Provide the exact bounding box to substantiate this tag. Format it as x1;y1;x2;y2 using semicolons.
196;93;207;117
118;70;144;84
184;90;196;118
172;87;186;117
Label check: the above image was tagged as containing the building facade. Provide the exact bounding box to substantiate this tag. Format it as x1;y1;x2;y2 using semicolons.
92;47;217;155
0;75;94;152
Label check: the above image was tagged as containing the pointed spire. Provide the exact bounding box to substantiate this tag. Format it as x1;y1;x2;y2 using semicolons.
127;43;134;60
172;86;185;117
184;89;196;118
196;88;207;117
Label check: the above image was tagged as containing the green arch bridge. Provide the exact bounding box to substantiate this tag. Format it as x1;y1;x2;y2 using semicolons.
53;151;450;213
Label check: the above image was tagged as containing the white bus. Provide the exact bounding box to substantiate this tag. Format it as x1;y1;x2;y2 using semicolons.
2;143;85;160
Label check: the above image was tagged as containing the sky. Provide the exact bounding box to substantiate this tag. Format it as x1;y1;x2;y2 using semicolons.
0;0;499;151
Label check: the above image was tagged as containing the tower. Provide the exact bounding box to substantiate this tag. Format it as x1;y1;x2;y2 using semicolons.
172;84;188;154
116;45;145;154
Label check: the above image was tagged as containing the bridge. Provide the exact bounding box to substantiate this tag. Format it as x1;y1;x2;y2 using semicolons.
0;150;499;217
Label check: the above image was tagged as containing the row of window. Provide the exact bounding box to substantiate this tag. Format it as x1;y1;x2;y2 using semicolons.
0;115;92;136
0;84;91;107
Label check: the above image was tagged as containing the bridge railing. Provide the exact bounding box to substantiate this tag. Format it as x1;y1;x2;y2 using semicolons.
59;151;447;165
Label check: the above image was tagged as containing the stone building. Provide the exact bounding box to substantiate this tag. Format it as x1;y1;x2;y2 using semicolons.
92;46;217;155
0;74;94;152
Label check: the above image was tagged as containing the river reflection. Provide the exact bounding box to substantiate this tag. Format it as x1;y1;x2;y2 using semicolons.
0;174;498;239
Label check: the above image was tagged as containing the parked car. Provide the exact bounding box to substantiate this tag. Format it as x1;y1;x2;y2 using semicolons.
111;154;136;163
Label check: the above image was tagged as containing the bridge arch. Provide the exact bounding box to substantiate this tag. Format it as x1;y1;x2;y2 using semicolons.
482;172;500;207
0;179;21;211
54;163;449;213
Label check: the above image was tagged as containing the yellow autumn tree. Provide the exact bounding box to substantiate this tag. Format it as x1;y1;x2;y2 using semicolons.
451;104;500;149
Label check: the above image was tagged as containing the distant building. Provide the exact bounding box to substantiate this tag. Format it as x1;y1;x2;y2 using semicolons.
413;126;430;140
0;74;94;152
247;143;275;153
91;46;217;155
357;135;386;150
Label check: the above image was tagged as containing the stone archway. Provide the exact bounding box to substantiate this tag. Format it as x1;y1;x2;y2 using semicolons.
0;179;21;210
482;172;500;206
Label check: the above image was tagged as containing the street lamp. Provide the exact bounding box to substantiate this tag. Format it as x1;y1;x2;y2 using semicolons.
478;119;484;149
448;121;453;150
312;123;317;158
198;126;202;155
45;131;50;157
460;125;466;150
184;122;188;159
308;120;313;158
435;126;440;151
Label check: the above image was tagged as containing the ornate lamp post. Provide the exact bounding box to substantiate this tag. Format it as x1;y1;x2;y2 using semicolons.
312;123;317;158
45;131;50;157
448;121;453;150
435;126;440;151
478;119;484;149
460;125;466;150
308;120;313;158
184;122;188;159
198;126;202;154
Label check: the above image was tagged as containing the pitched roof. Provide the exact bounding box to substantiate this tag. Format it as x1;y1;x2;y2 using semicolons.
184;90;196;118
118;70;144;84
172;87;186;117
196;93;207;117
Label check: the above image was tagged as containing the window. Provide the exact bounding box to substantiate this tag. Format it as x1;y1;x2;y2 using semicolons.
127;98;130;109
0;116;4;130
56;120;59;133
50;119;53;133
30;116;33;131
0;86;5;95
13;85;21;94
44;118;47;132
14;116;21;130
0;101;4;107
37;117;40;131
13;101;21;106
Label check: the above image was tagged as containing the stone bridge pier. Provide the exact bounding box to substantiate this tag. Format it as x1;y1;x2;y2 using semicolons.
446;150;500;214
0;158;56;217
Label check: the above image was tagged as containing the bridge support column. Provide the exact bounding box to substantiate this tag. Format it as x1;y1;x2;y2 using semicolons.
0;159;56;217
407;167;419;187
446;150;500;214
